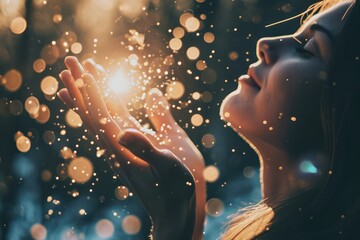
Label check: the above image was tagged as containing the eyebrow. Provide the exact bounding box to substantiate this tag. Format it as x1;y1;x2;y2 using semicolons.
310;23;333;41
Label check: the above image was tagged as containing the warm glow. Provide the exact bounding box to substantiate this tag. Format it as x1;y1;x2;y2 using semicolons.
203;165;220;182
122;215;141;235
96;219;115;238
41;76;59;95
68;157;94;183
166;81;185;99
16;135;31;152
169;38;182;51
108;70;131;94
115;186;129;200
65;109;83;128
10;17;27;34
4;69;22;92
33;58;46;73
186;46;200;60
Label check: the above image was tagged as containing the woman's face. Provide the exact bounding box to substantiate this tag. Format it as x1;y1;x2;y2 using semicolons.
220;2;352;152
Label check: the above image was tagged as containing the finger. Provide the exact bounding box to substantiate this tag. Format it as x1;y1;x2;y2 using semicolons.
82;58;99;78
59;70;88;118
64;56;85;80
145;88;183;134
81;73;111;121
57;88;75;109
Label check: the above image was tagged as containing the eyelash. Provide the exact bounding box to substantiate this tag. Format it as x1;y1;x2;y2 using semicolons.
295;40;316;58
296;46;315;57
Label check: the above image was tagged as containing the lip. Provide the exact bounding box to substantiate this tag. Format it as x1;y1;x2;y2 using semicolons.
247;66;262;89
238;74;261;90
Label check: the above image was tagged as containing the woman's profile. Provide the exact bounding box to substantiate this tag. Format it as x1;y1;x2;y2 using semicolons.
58;0;360;239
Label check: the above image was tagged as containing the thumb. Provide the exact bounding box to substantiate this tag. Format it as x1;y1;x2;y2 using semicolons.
118;128;176;170
145;88;179;133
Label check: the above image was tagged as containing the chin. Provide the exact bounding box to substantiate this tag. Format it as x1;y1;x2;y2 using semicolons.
219;88;240;122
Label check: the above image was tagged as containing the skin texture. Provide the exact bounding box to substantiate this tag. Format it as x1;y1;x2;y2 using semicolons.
220;2;352;202
58;57;205;239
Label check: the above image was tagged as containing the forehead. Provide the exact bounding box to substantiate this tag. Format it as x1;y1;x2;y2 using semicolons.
301;2;352;36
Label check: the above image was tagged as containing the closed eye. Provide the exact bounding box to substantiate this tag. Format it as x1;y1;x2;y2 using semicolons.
296;38;317;58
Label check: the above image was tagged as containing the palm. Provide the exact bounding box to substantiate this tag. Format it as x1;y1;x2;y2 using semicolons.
58;57;205;239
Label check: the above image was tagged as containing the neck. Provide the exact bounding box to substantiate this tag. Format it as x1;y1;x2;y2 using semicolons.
251;139;326;207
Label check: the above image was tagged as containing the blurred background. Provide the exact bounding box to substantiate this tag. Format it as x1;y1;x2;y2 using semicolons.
0;0;316;239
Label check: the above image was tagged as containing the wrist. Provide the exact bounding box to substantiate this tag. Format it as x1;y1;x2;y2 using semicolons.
151;196;196;240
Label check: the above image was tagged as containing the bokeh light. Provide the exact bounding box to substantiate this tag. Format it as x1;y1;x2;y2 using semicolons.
65;109;83;128
95;219;115;239
108;70;132;94
68;157;94;183
40;76;59;95
33;58;46;73
206;198;224;217
16;135;31;153
10;17;27;34
203;165;220;182
4;69;22;92
30;223;47;240
166;81;185;100
115;186;129;200
122;215;141;235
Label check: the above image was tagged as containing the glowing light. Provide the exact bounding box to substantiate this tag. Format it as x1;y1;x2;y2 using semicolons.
192;92;201;100
65;109;83;128
119;0;149;20
41;170;52;181
60;147;74;160
36;104;50;124
53;14;62;23
16;135;31;153
4;69;22;92
68;157;93;183
206;198;224;217
33;58;46;73
203;165;220;182
173;27;185;38
185;16;200;32
166;81;185;100
108;70;131;94
128;54;139;66
122;215;141;235
201;134;215;148
229;51;239;60
179;12;193;27
41;76;58;95
291;116;297;122
191;114;203;127
30;223;47;240
196;60;207;71
10;17;27;34
169;38;182;51
300;160;318;174
41;44;59;65
204;32;215;43
25;96;40;116
186;46;200;60
96;219;115;239
115;186;129;200
70;42;82;54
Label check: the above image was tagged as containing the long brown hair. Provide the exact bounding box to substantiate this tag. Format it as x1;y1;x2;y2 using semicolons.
222;1;360;239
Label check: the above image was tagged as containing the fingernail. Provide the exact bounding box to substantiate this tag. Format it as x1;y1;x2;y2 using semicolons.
117;131;129;147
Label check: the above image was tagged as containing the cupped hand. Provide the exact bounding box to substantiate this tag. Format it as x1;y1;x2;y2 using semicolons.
58;56;205;239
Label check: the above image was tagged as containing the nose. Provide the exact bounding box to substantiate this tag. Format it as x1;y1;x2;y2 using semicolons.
256;37;281;65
